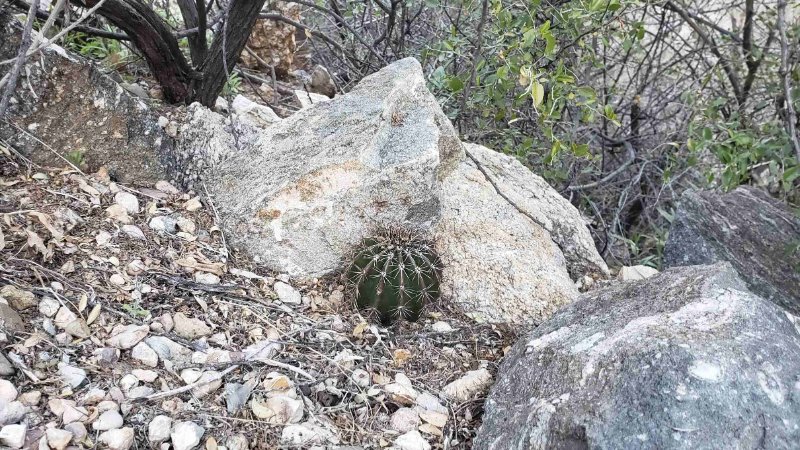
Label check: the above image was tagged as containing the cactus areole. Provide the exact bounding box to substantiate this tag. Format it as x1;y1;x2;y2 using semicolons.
345;229;441;324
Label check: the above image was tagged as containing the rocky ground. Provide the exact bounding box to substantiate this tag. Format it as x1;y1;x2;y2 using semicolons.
0;152;512;449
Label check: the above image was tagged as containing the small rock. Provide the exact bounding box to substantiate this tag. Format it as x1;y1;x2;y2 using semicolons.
114;192;140;214
132;369;158;383
96;230;113;245
176;217;196;234
173;313;212;340
109;274;126;286
214;97;229;113
262;372;294;395
385;374;418;405
0;380;17;402
184;197;202;212
171;421;204;450
194;272;220;285
617;265;660;281
0;423;26;448
225;434;249;450
54;307;77;328
119;374;139;392
0;354;13;377
48;398;75;418
351;369;370;388
293;89;331;109
0;304;24;333
63;422;87;443
192;371;223;398
418;409;448;428
157;314;174;332
431;321;453;333
155;181;179;194
145;336;192;364
415;392;447;414
97;400;120;412
121;225;146;240
81;388;106;405
93;410;124;431
148;216;177;234
273;282;301;304
58;363;87;388
127;259;147;276
62;404;89;424
394;430;431;450
280;421;338;447
442;368;492;402
148;415;172;443
243;339;281;362
98;427;134;450
17;390;40;406
45;428;73;450
132;342;159;367
0;286;37;310
63;318;90;338
107;324;149;349
126;386;155;399
250;395;304;424
38;297;60;317
0;401;27;426
333;349;359;370
94;347;121;366
390;408;421;433
225;382;254;414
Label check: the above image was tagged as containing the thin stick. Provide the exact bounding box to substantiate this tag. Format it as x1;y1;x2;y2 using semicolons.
777;0;800;164
139;364;240;402
0;0;40;117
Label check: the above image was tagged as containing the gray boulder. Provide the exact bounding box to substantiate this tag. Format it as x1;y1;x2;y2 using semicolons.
462;144;609;280
664;186;800;314
435;144;580;324
203;58;463;277
476;263;800;449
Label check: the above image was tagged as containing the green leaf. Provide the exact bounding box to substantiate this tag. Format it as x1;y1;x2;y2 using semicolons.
532;81;545;108
571;143;590;157
447;77;464;92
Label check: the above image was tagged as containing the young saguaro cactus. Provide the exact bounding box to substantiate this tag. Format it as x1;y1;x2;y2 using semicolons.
345;228;441;325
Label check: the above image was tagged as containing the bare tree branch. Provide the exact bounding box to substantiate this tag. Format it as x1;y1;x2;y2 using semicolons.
0;0;39;118
777;0;800;163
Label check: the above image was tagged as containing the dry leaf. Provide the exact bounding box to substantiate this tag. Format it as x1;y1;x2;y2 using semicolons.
28;211;64;240
393;348;412;367
78;293;88;312
25;228;50;258
87;304;101;325
352;322;368;338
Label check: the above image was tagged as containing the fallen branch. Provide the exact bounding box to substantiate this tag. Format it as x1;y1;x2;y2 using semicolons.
137;364;240;402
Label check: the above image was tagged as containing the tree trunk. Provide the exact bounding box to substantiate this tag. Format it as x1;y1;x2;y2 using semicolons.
78;0;266;106
193;0;267;106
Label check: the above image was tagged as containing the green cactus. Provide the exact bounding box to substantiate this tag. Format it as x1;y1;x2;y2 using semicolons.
345;228;441;325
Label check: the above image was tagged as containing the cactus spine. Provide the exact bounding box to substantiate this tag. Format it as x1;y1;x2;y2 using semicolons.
345;228;441;325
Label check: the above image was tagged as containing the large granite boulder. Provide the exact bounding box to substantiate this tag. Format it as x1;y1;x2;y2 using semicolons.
476;263;800;449
664;186;800;314
434;144;606;324
203;58;464;277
